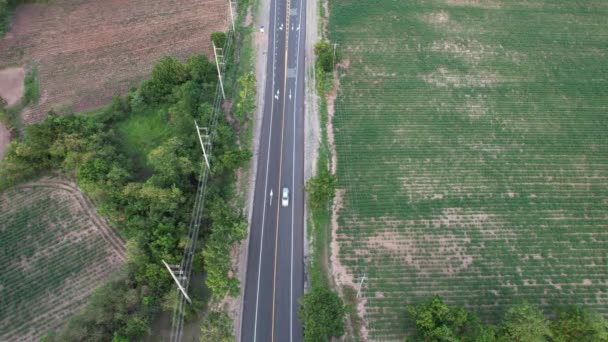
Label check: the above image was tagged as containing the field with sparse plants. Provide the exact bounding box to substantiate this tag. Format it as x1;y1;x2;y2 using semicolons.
328;0;608;339
0;178;126;341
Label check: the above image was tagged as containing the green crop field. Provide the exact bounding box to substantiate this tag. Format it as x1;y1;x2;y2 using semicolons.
0;180;126;341
328;0;608;339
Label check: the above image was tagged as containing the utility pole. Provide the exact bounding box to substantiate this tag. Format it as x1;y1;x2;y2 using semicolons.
195;120;211;169
228;0;236;31
162;260;192;304
356;273;367;298
213;42;226;100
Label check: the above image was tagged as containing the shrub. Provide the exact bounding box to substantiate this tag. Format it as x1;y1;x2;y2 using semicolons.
200;310;233;342
551;306;608;342
141;56;189;103
23;65;40;105
299;286;345;342
500;302;552;342
305;167;336;209
211;31;227;49
314;41;336;73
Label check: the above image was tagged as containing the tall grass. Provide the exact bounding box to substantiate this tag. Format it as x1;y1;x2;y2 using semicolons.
22;65;40;106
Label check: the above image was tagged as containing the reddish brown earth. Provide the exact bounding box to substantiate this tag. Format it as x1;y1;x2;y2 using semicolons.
0;0;229;124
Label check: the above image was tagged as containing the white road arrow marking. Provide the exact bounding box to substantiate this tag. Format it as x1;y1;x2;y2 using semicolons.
269;189;274;206
275;89;280;100
289;88;292;100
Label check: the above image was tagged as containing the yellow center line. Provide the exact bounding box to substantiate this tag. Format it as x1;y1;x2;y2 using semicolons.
271;0;291;341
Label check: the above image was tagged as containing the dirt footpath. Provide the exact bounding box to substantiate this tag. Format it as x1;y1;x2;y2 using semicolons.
0;122;9;161
0;67;24;106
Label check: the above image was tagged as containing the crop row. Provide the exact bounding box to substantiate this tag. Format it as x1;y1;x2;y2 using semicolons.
329;0;608;339
0;184;124;340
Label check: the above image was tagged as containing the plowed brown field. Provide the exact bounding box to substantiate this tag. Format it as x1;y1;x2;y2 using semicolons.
0;0;228;124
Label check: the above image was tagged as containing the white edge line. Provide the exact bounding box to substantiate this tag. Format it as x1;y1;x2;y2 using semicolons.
253;0;278;339
290;0;304;341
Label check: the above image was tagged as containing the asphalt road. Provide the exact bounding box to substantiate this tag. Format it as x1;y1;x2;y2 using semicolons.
240;0;306;340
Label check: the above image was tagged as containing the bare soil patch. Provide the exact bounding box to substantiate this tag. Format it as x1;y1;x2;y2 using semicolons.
330;189;352;288
326;62;348;174
0;0;228;124
330;188;369;340
0;67;24;106
429;39;495;65
366;228;474;276
243;6;253;27
445;0;502;9
419;66;499;88
0;121;9;161
423;11;450;25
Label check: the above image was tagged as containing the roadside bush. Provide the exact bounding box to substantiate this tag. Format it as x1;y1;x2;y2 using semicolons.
314;41;336;73
202;197;247;296
200;309;234;342
234;71;256;124
305;166;336;209
299;286;346;342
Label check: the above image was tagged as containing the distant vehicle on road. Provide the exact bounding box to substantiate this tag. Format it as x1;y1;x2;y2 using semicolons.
281;187;289;207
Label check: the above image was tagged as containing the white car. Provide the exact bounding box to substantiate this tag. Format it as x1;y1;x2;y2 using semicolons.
281;187;289;207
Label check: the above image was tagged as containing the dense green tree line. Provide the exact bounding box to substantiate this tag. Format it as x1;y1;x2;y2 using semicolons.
1;52;249;340
407;296;608;342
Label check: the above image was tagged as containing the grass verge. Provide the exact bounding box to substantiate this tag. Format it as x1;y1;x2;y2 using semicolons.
116;104;173;164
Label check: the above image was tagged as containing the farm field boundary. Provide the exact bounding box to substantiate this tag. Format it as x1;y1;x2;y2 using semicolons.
0;176;126;341
328;0;608;339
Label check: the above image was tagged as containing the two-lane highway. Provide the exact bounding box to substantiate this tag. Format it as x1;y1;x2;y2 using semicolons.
241;0;306;339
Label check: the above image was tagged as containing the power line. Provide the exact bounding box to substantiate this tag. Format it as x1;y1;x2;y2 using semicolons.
168;17;237;342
